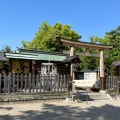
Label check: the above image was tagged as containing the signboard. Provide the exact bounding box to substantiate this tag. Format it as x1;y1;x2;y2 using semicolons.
84;72;97;80
12;61;29;73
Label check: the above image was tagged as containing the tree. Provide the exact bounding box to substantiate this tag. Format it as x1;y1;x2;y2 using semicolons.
88;35;113;75
106;26;120;60
90;26;120;61
89;26;120;75
21;21;81;52
0;45;13;73
1;45;13;53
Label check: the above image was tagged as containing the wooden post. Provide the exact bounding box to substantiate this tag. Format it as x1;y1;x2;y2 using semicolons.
70;46;75;80
67;74;70;97
0;73;1;93
24;74;27;93
100;50;105;90
8;72;11;94
68;46;75;97
70;46;74;77
32;61;35;75
9;59;12;73
4;74;7;94
57;74;60;92
28;73;31;93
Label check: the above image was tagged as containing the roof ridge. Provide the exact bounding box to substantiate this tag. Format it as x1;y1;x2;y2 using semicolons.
19;48;66;56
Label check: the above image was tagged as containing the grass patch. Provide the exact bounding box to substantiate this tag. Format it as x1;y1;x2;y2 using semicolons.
0;92;68;101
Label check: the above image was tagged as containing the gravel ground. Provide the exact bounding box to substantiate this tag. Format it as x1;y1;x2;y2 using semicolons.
0;100;120;120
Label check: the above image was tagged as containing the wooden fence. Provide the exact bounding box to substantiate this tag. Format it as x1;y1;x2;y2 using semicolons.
106;76;120;93
0;73;69;95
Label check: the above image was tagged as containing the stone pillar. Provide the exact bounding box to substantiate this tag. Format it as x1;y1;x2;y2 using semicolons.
100;50;105;90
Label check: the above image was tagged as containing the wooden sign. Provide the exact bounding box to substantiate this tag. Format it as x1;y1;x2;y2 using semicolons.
84;72;97;80
12;61;29;73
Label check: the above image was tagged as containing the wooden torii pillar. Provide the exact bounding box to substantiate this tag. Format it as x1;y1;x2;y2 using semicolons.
100;50;105;90
56;37;113;91
70;46;75;80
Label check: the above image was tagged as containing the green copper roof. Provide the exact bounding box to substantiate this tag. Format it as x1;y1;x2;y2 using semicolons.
5;49;67;61
19;48;65;55
38;54;66;61
4;49;81;63
5;53;39;60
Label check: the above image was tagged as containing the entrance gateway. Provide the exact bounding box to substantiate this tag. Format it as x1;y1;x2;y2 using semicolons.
56;37;113;93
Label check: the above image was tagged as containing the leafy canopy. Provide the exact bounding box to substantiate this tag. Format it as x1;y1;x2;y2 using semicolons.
0;45;13;53
21;21;81;52
88;26;120;75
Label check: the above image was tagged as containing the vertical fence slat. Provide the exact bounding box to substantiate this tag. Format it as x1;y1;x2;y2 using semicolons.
115;76;118;93
119;76;120;94
63;74;66;91
43;74;45;92
57;74;59;92
0;73;1;93
4;74;7;94
46;73;49;92
50;74;52;92
106;76;109;89
117;76;119;94
54;74;56;92
28;73;31;93
60;74;62;92
67;74;70;97
24;74;27;93
110;76;112;89
39;74;42;93
109;76;111;89
7;74;9;94
20;74;23;92
13;73;15;93
112;76;114;88
16;74;19;94
36;74;38;93
32;74;35;93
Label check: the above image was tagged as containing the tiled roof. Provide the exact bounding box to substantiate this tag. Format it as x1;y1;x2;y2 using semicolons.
63;55;80;63
112;61;120;66
0;53;8;61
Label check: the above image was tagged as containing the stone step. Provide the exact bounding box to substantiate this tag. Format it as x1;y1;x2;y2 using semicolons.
72;91;109;101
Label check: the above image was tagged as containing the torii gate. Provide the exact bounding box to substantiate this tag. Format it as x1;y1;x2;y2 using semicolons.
56;37;113;90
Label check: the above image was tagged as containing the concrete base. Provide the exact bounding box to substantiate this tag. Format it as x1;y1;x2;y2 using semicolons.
63;97;73;102
100;90;106;94
115;95;120;100
107;94;113;100
72;95;76;101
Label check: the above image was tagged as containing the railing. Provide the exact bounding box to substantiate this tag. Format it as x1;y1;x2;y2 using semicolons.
106;76;120;94
0;73;69;95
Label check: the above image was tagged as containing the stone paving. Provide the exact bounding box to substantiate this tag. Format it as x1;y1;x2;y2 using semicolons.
0;100;120;120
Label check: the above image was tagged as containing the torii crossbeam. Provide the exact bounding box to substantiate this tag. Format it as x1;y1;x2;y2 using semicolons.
56;37;113;90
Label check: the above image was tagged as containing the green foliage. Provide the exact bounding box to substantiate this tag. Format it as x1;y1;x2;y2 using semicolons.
89;26;120;75
106;26;120;60
1;45;13;53
21;21;81;52
79;50;99;71
20;21;120;75
0;45;12;73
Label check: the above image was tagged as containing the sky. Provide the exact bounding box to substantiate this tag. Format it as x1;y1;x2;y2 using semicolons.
0;0;120;51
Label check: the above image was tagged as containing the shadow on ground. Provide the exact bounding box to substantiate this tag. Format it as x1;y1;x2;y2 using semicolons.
0;102;120;120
